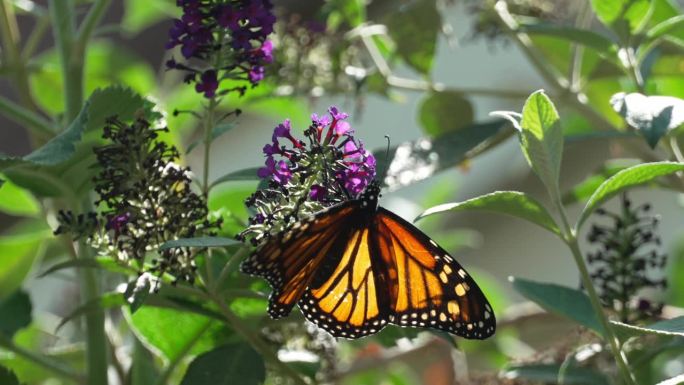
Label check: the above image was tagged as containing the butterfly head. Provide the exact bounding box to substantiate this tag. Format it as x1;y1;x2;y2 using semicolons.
359;180;381;210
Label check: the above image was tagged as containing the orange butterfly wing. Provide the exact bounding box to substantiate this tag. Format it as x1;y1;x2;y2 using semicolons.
375;208;495;339
240;203;358;318
242;200;495;339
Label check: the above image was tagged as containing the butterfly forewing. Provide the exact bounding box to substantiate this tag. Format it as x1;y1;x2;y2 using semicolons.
240;203;357;318
375;208;496;339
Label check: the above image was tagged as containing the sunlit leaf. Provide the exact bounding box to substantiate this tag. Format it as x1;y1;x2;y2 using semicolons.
0;222;48;300
519;90;563;197
611;316;684;338
0;177;40;217
374;120;508;191
416;191;560;236
578;161;684;227
519;23;617;56
610;92;684;147
126;306;227;363
122;0;178;34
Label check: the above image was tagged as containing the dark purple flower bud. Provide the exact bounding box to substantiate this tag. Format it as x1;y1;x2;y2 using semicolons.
273;119;292;140
263;141;280;156
215;5;242;30
106;212;132;232
195;70;218;97
257;156;275;179
309;185;327;201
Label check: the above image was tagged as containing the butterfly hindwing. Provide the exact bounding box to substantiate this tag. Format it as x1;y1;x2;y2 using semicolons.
375;208;496;339
299;223;392;338
240;203;357;318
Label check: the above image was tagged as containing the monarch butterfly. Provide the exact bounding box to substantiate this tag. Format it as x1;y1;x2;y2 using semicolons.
240;181;496;339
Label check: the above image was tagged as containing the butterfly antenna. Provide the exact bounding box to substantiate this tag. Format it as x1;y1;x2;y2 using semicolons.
380;135;391;181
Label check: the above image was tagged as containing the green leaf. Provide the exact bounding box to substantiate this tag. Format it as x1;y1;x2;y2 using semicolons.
0;223;48;300
126;307;225;363
386;0;440;74
0;177;40;217
591;0;651;32
56;292;125;332
180;342;265;385
519;23;617;55
186;123;237;155
30;42;157;116
122;0;178;34
610;92;684;147
0;291;32;338
0;102;89;168
38;256;135;278
611;316;684;338
519;90;563;197
415;191;560;236
0;365;20;385
578;161;684;227
510;277;605;336
0;86;158;177
647;15;684;40
159;237;238;251
375;119;508;191
418;91;474;136
502;363;610;385
210;167;261;188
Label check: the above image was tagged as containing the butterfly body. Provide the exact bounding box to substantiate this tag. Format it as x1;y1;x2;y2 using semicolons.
241;182;496;339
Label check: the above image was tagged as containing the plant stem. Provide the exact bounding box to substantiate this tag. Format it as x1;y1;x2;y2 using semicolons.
202;98;218;197
0;94;54;136
0;335;84;383
76;233;110;385
48;0;81;123
553;198;637;385
50;1;110;381
76;0;112;47
211;294;310;385
0;0;38;110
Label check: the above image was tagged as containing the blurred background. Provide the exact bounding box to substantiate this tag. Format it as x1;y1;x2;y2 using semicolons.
2;0;684;384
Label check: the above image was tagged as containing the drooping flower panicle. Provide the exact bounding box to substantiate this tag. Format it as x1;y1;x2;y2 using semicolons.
586;194;667;323
55;117;221;285
238;106;376;245
166;0;275;98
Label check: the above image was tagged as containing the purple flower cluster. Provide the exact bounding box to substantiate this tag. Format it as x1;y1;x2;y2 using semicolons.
257;106;376;198
166;0;275;98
